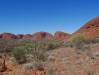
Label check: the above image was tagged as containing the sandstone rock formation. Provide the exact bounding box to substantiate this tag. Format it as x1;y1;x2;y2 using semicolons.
1;33;16;39
54;31;71;41
0;32;71;41
0;34;2;38
22;34;32;39
32;32;53;40
16;34;24;39
74;17;99;39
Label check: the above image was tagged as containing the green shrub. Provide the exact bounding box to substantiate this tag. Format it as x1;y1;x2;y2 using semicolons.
12;47;26;64
69;34;86;50
62;41;73;47
33;62;45;70
92;37;99;43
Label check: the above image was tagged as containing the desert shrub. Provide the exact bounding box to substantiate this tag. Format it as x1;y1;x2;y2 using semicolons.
23;40;49;69
48;55;55;62
92;37;99;43
45;42;57;50
33;40;57;50
22;63;34;70
56;40;66;47
69;34;86;50
0;39;10;53
12;47;26;64
84;37;99;44
84;44;91;50
47;67;57;75
32;49;48;62
62;41;73;47
33;62;45;70
0;45;14;53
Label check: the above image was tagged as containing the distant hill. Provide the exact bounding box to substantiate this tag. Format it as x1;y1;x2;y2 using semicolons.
0;17;99;40
0;32;71;41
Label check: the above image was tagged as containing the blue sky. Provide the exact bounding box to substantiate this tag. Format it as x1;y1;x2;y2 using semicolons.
0;0;99;34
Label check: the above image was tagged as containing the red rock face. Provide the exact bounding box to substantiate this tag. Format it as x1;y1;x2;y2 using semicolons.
0;32;71;40
32;32;53;40
54;31;71;41
22;34;32;39
0;34;2;38
74;17;99;39
16;34;24;39
1;33;16;39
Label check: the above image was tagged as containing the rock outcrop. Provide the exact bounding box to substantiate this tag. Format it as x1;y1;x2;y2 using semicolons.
0;34;2;38
32;32;53;40
16;34;24;39
22;34;32;39
0;32;71;40
0;32;54;40
1;33;16;39
54;31;71;41
74;17;99;39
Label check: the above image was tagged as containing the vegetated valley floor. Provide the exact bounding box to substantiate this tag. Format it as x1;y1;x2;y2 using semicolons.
0;43;99;75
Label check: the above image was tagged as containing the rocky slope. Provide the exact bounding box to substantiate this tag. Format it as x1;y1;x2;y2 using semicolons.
74;17;99;39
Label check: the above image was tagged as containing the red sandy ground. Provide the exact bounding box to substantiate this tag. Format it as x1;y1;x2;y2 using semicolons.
46;44;99;75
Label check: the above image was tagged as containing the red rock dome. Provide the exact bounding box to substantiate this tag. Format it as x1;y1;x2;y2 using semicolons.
54;31;71;41
0;34;2;38
74;17;99;39
16;34;24;39
1;33;16;39
32;32;53;40
22;34;32;39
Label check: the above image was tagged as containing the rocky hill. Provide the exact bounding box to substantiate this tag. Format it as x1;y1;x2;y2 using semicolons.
54;31;71;41
32;32;53;40
0;32;71;41
1;33;16;39
0;17;99;40
74;17;99;39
